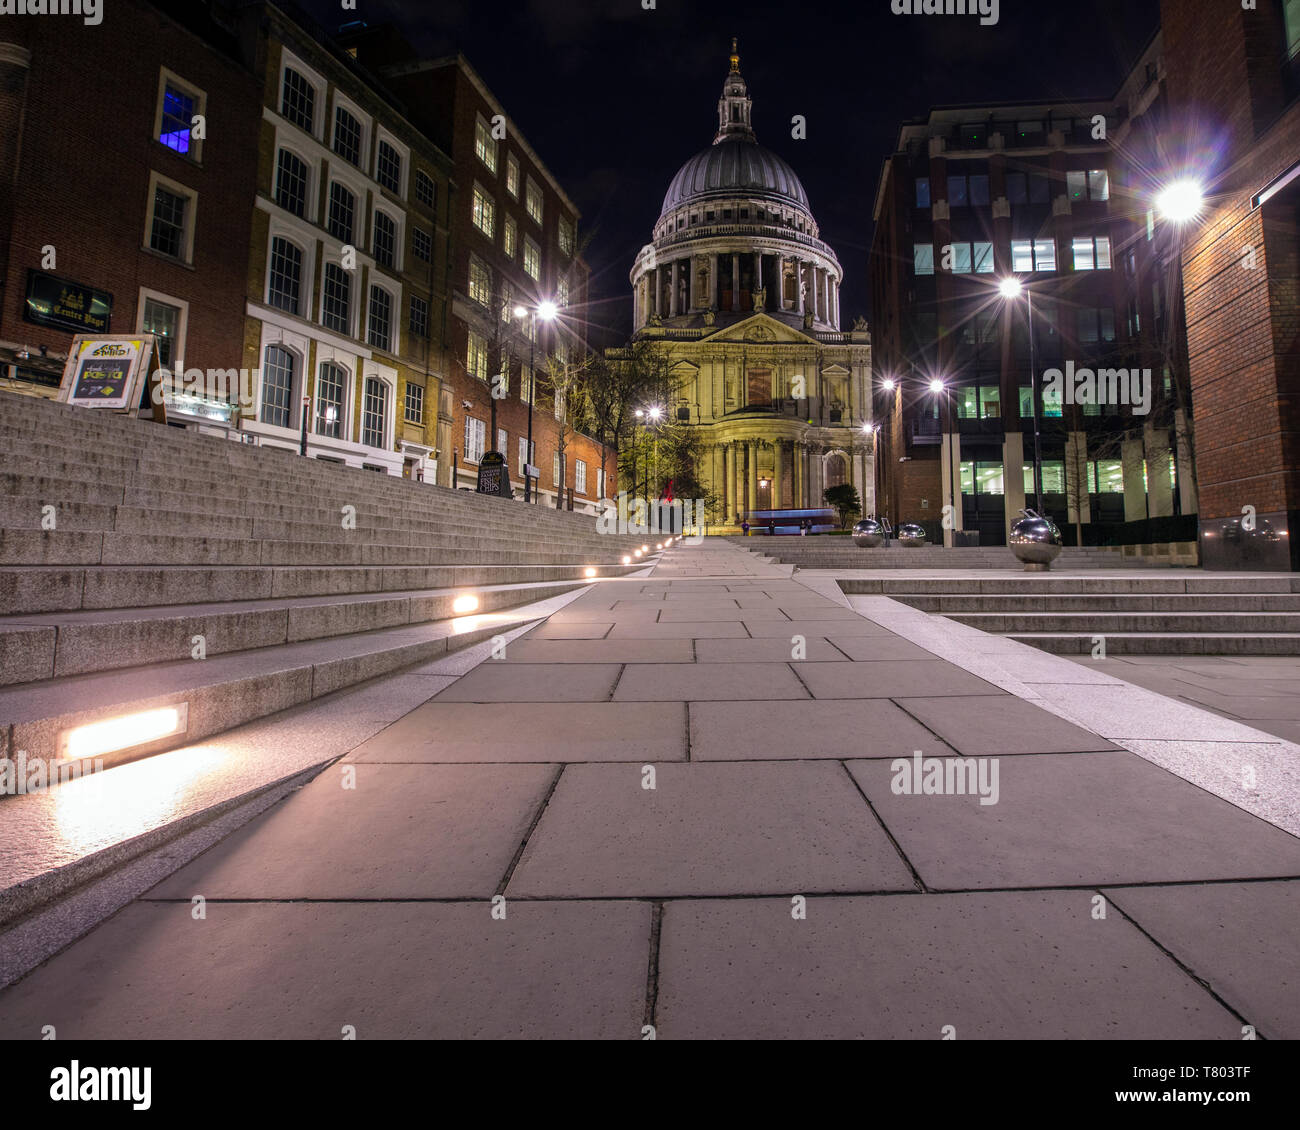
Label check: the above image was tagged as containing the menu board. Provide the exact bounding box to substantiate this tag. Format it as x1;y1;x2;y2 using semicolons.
57;335;162;419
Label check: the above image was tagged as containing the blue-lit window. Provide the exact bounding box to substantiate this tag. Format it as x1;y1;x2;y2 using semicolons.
159;83;195;155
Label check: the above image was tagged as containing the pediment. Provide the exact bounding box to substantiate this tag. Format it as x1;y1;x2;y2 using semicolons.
704;314;820;346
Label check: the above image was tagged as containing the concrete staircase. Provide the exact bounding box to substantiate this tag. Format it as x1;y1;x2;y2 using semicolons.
838;575;1300;655
728;537;1174;571
0;391;649;769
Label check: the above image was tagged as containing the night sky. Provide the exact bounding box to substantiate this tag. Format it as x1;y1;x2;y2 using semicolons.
301;0;1161;344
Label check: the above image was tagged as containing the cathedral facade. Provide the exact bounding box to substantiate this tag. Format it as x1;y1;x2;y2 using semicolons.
623;43;873;527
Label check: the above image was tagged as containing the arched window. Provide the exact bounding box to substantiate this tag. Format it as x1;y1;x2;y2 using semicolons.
261;345;296;429
824;452;849;490
373;210;396;269
267;237;303;314
316;362;347;439
361;376;388;449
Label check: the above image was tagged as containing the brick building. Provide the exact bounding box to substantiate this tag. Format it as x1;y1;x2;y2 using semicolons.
0;0;260;424
1158;0;1300;569
340;29;611;509
869;32;1195;549
236;3;454;479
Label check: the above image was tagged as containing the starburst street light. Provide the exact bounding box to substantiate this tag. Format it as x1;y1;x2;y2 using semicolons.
998;277;1024;300
1156;180;1206;224
514;299;558;504
929;378;945;394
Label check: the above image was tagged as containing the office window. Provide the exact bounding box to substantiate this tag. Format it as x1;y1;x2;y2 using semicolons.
376;140;402;194
521;365;534;405
1073;236;1112;271
506;153;520;197
467;330;488;381
327;182;355;244
315;362;346;438
468;255;492;307
367;286;393;352
322;262;351;334
525;177;543;224
275;149;309;217
915;177;931;208
472;184;495;238
158;79;198;156
1029;173;1050;203
1006;173;1027;205
559;216;575;257
404;382;424;424
575;459;587;494
333;106;363;166
518;436;535;475
1089;460;1125;494
1078;307;1117;344
148;182;190;260
504;216;517;259
280;68;315;133
956;386;979;419
497;428;508;458
557;276;570;308
1286;0;1300;58
409;294;429;339
1068;169;1110;201
141;298;181;370
267;237;303;314
972;241;994;274
464;416;486;463
1011;240;1035;272
412;227;432;263
373;211;396;269
553;451;561;485
947;175;968;206
361;377;387;448
969;175;990;206
414;169;435;208
261;345;296;428
499;280;513;322
914;243;935;276
475;116;497;173
523;237;540;281
950;242;973;274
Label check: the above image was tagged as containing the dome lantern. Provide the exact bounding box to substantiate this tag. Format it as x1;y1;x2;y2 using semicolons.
714;37;755;145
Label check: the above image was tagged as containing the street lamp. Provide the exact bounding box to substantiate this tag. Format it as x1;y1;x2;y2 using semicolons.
514;300;557;503
930;379;960;547
1155;180;1205;225
1000;277;1043;514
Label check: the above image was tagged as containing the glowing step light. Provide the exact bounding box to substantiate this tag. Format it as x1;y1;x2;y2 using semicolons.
60;704;188;761
452;594;480;615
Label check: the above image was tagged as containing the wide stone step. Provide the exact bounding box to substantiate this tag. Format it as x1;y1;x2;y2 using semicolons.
0;597;555;766
946;610;1300;633
0;578;587;685
896;593;1300;613
1006;631;1300;656
839;576;1300;595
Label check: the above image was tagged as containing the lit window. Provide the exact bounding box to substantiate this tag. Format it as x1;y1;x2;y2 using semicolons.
158;81;197;155
499;280;513;322
261;345;296;429
575;459;587;495
556;277;569;307
1072;236;1111;271
559;216;575;257
506;154;520;197
316;362;346;438
472;184;496;238
972;241;994;273
464;416;486;463
1068;169;1110;201
523;237;540;281
915;178;930;208
475;116;498;173
469;255;492;307
504;216;517;259
525;177;543;225
141;298;181;370
913;243;935;276
950;243;972;274
467;331;488;381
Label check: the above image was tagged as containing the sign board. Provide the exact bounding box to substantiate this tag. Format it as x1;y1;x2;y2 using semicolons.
24;270;112;334
475;450;513;498
57;335;164;421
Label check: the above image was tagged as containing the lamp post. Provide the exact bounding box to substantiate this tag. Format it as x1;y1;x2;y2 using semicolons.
513;300;558;504
999;277;1043;514
930;379;960;546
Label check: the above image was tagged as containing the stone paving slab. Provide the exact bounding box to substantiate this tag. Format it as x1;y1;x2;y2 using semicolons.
0;900;651;1039
658;606;791;622
742;618;894;638
848;752;1300;889
607;620;751;639
692;637;845;663
653;892;1243;1039
613;662;810;701
430;662;623;702
691;699;956;761
507;762;916;897
491;638;693;664
1104;880;1300;1040
350;701;688;763
794;659;1006;699
823;635;945;662
148;763;557;899
896;695;1122;756
528;622;613;639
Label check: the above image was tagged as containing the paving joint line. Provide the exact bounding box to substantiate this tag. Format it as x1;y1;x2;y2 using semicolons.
495;763;565;896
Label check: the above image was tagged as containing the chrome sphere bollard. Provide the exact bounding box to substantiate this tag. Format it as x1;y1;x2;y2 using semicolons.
852;519;886;548
1009;509;1063;571
896;523;928;547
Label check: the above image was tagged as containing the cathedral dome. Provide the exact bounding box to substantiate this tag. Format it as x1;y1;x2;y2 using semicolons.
661;139;810;217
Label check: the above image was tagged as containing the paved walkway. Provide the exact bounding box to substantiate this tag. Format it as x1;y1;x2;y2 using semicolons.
1;542;1298;1039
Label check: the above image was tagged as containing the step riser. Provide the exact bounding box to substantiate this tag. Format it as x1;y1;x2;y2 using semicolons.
1013;636;1300;656
0;581;582;685
946;613;1300;632
900;595;1300;613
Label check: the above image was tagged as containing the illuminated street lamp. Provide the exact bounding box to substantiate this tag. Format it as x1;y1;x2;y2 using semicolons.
1155;180;1205;224
514;300;558;503
1000;277;1043;513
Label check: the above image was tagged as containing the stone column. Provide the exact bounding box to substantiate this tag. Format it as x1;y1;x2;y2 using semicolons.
1121;434;1147;523
669;261;679;318
650;267;659;318
747;441;760;517
772;441;784;510
724;442;736;521
753;252;763;310
1145;421;1174;518
796;261;805;315
731;255;741;312
710;254;720;309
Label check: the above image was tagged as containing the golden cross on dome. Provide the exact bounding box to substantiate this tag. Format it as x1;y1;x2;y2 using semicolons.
730;38;740;73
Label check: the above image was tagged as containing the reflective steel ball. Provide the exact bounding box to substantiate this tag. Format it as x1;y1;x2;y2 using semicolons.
897;523;928;547
1009;510;1063;570
852;519;886;548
